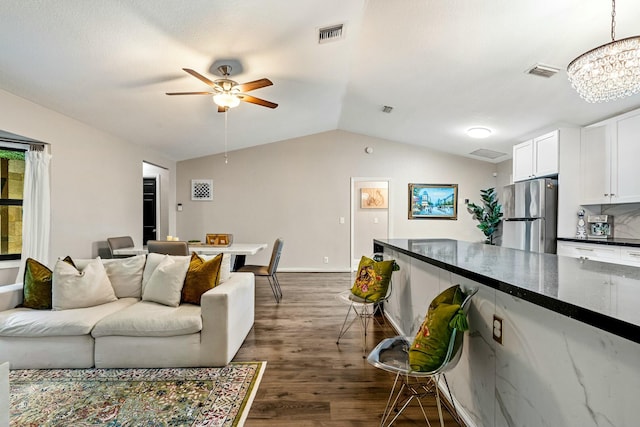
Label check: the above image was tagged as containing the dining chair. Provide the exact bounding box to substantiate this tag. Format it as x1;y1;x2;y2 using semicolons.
336;253;397;357
107;236;135;258
237;238;284;303
366;286;478;427
147;240;190;256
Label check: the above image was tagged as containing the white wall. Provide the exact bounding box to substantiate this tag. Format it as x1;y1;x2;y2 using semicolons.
0;88;176;283
176;130;497;271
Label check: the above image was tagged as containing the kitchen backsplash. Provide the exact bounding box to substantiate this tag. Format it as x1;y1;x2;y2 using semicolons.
600;203;640;238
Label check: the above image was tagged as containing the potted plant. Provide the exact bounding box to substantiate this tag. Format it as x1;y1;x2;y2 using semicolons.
467;188;503;245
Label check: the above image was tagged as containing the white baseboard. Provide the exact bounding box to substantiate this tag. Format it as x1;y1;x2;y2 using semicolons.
277;267;352;273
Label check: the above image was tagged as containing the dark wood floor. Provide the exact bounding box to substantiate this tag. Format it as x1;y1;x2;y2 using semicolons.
234;272;463;426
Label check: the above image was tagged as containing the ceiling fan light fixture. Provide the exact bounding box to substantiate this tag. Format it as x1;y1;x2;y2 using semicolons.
567;0;640;103
213;93;240;108
466;127;492;139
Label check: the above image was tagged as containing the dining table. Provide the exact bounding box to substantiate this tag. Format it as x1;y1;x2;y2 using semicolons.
112;242;268;271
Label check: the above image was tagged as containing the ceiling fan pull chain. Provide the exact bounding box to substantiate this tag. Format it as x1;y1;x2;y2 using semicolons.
224;108;229;164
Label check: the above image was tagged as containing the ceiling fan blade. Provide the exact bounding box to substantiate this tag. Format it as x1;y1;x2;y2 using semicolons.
166;91;213;96
182;68;217;88
236;78;273;93
238;94;278;109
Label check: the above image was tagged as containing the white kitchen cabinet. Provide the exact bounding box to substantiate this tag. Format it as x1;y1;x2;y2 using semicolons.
513;130;559;182
557;241;640;267
580;109;640;204
614;113;640;203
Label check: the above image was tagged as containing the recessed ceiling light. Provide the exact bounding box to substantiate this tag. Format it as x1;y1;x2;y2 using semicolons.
467;127;492;139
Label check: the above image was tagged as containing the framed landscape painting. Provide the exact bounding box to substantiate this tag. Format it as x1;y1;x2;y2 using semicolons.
408;183;458;219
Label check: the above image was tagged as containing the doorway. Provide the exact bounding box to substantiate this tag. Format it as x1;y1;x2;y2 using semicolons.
143;177;157;245
351;178;391;270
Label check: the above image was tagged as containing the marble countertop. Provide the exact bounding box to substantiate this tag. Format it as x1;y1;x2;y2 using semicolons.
374;238;640;344
558;236;640;247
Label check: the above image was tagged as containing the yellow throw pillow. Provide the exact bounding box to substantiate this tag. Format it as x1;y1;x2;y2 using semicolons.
409;285;466;372
23;256;76;310
181;252;223;305
23;258;53;310
350;256;394;302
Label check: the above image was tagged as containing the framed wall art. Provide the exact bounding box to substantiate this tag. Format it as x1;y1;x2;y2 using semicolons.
408;183;458;219
191;179;213;201
361;187;388;209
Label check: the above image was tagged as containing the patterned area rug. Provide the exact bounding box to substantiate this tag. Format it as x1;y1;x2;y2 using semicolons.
9;362;266;427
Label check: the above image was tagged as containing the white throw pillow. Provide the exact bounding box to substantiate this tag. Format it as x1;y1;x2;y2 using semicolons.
73;255;146;298
142;252;191;294
101;255;146;298
52;257;117;310
142;255;190;307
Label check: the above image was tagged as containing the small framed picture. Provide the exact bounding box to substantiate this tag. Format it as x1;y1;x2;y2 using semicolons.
361;187;388;209
191;179;213;201
408;183;458;219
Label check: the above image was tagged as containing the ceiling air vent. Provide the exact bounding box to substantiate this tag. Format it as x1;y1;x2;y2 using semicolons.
469;149;507;160
318;24;344;44
526;64;560;78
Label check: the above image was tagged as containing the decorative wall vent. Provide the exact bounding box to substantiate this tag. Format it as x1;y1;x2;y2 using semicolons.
526;64;560;78
191;179;213;201
318;24;344;44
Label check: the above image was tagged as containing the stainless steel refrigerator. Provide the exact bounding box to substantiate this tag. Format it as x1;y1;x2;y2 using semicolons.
501;178;558;254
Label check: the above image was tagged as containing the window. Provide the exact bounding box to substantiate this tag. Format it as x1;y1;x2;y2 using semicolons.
0;148;25;260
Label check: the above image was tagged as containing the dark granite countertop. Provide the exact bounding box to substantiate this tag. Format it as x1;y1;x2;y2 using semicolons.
374;238;640;344
558;236;640;247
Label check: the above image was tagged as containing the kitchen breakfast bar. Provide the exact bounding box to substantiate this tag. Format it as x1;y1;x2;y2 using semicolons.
374;238;639;427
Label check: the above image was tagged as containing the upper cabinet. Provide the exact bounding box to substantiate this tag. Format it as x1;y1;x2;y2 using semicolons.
512;130;559;182
580;109;640;205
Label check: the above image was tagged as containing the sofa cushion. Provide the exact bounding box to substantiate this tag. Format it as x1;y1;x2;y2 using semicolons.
52;258;118;310
142;255;189;307
22;257;76;310
202;253;231;283
182;253;222;305
74;255;145;299
142;253;191;294
22;258;53;310
92;300;202;338
0;298;138;337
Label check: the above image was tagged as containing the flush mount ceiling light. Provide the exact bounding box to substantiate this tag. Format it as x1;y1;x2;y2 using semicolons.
466;127;492;139
567;0;640;103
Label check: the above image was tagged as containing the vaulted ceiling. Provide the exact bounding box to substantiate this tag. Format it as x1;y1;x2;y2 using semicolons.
1;1;640;162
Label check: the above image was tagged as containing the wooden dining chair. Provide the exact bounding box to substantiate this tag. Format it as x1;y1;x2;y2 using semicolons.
107;236;135;258
238;238;284;303
147;240;190;256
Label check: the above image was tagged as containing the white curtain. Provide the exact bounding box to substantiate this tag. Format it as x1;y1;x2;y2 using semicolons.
16;147;51;282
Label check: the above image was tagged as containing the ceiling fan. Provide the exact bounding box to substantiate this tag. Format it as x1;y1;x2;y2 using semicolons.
166;65;278;111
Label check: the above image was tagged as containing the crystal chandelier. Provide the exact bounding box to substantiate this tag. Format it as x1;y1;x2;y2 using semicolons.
567;0;640;103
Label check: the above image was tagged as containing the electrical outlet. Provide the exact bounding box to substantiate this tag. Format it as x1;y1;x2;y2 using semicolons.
323;256;329;264
493;315;503;345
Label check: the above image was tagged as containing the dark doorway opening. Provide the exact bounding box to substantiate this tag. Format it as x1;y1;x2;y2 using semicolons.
143;177;157;245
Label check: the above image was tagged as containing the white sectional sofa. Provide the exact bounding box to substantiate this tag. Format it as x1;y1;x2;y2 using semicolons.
0;254;255;369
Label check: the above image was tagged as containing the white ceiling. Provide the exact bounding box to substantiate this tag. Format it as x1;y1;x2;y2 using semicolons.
1;0;640;162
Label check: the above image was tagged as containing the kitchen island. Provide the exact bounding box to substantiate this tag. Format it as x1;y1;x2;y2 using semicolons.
374;238;639;427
